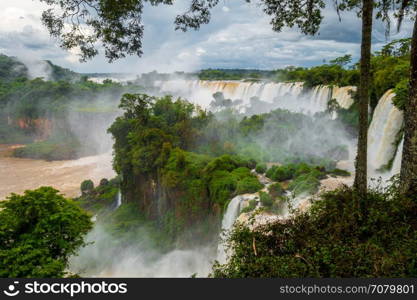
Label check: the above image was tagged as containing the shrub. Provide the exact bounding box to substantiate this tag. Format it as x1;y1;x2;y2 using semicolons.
266;165;294;181
259;191;273;207
255;163;267;174
288;173;321;196
246;159;257;170
294;163;314;177
268;183;285;198
99;178;109;186
330;168;351;177
231;167;252;180
81;179;94;194
236;177;263;194
209;171;237;205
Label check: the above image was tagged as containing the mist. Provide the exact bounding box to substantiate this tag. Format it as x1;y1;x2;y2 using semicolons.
69;222;216;278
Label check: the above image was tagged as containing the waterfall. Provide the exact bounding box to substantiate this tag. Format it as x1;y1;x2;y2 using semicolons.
115;190;122;209
367;90;404;173
391;138;403;175
217;195;244;263
332;86;356;109
154;80;352;114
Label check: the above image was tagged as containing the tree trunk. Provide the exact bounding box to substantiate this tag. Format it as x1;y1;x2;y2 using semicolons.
353;0;373;199
400;13;417;196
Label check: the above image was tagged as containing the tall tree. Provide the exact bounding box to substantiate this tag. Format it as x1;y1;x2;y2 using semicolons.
354;0;374;198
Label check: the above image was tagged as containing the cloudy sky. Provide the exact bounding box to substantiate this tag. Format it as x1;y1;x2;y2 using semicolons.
0;0;413;74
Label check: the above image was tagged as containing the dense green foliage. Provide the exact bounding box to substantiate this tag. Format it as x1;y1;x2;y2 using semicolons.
268;183;285;198
198;69;276;81
255;163;267;174
80;180;95;195
212;181;417;277
0;187;92;277
76;178;120;213
265;163;328;197
259;191;274;207
276;64;359;88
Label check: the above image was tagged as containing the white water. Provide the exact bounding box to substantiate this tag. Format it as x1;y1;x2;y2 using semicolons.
332;86;357;109
116;190;122;209
391;138;404;175
154;80;355;114
367;90;404;174
217;195;244;263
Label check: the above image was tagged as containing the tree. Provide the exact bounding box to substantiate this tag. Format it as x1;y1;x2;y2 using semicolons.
0;187;93;277
353;0;374;199
330;54;353;67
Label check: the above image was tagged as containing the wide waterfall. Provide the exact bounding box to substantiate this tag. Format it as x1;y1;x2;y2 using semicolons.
154;80;355;114
367;90;404;174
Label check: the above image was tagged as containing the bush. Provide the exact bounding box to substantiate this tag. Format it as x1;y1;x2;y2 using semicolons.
99;178;109;186
259;191;273;207
76;178;119;213
255;163;267;174
330;168;351;177
81;179;94;194
268;183;285;198
236;177;263;194
231;167;252;180
266;165;293;181
288;173;321;196
212;182;417;277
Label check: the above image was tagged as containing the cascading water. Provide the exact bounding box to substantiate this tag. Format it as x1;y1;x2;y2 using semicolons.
391;138;403;175
367;90;404;174
332;86;357;109
115;190;122;209
217;195;244;263
154;80;354;114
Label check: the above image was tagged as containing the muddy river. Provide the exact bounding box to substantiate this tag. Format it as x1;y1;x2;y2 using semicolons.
0;145;115;200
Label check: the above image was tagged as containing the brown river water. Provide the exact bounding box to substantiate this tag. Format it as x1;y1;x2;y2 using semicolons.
0;144;115;200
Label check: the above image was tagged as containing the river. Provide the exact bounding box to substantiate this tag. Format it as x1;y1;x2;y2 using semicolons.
0;144;115;200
